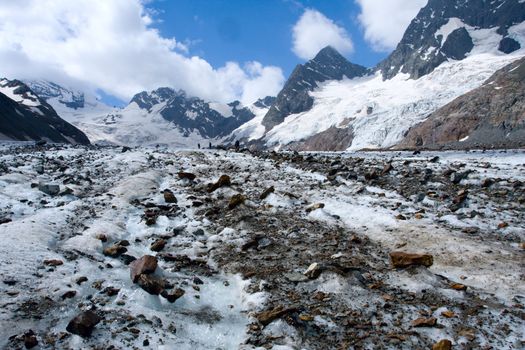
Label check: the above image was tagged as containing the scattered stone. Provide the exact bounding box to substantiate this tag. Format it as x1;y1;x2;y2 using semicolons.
95;233;107;242
0;217;12;225
382;163;393;175
259;186;275;200
304;262;322;279
411;317;437;327
228;194;246;210
497;222;508;229
150;239;167;252
163;189;177;203
395;214;407;220
23;330;38;349
178;172;197;181
441;310;455;318
102;287;120;296
306;203;325;212
299;314;314;321
130;255;158;283
161;288;185;303
193;276;204;285
481;178;494;188
137;274;164;295
284;272;309;283
121;146;131;153
103;244;127;258
208;175;231;192
256;305;297;326
61;291;77;300
432;339;452;350
450;283;467;291
38;182;60;196
390;252;433;268
66;311;101;338
43;259;63;267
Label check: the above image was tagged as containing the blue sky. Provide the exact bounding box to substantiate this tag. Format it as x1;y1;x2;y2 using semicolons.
151;0;387;76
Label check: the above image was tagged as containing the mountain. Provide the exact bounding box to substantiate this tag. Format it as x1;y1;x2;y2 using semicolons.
234;0;525;151
261;46;368;131
377;0;525;80
400;57;525;149
0;78;90;144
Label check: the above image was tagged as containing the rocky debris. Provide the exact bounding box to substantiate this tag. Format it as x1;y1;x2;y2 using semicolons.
66;310;101;338
102;286;120;296
61;290;76;300
208;175;231;193
450;283;467;291
143;208;158;226
433;339;452;350
130;255;158;283
255;305;298;326
43;259;63;266
23;330;38;349
136;274;165;295
259;186;275;200
103;243;127;257
304;262;322;279
161;288;185;303
412;317;437;327
163;189;177;203
390;252;433;268
228;194;246;209
76;276;88;285
306;203;324;212
121;146;131;153
150;238;167;252
38;182;60;196
178;172;196;181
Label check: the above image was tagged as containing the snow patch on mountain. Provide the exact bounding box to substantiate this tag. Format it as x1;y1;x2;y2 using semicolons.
260;50;524;150
0;79;40;107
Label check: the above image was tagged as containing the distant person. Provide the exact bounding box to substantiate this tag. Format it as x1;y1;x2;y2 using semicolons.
209;142;212;149
234;140;240;151
198;143;201;149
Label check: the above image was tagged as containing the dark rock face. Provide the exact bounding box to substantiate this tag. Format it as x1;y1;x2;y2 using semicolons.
0;79;90;144
66;311;101;338
129;89;271;138
400;57;525;149
283;126;354;152
378;0;525;80
261;46;368;131
498;37;521;54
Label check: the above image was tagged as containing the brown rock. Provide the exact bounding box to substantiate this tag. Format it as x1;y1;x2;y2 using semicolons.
130;255;158;283
450;283;467;291
498;222;509;229
259;186;275;200
23;330;38;349
208;175;231;193
66;311;101;338
43;259;63;266
61;290;77;300
137;274;164;295
390;251;433;268
163;190;177;203
150;239;167;252
228;194;246;210
441;310;455;318
95;233;107;242
256;305;297;326
161;288;185;303
178;172;196;181
432;339;452;350
306;203;325;212
411;317;437;327
304;262;322;279
103;244;127;257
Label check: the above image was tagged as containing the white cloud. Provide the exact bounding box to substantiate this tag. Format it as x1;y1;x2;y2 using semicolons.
292;9;354;60
0;0;284;105
356;0;427;52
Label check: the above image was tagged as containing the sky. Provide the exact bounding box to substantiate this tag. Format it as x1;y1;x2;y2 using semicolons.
0;0;427;106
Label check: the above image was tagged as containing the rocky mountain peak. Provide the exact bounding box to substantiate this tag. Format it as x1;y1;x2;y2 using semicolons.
377;0;525;80
25;80;85;110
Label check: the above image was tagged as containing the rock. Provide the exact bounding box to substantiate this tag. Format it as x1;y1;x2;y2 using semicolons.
121;146;131;153
120;254;137;265
102;286;120;296
284;272;309;283
103;244;127;257
497;222;508;229
150;239;167;252
259;186;275;200
304;262;322;279
450;171;470;184
208;175;231;193
161;288;185;303
450;283;467;291
130;255;158;283
382;163;393;175
76;276;88;285
178;172;196;181
66;310;101;338
95;233;107;242
441;310;455;318
256;305;297;326
390;252;433;268
61;290;76;300
228;194;246;210
395;214;407;220
481;178;494;188
411;317;437;327
163;189;177;203
43;259;63;266
23;330;38;349
38;182;60;196
432;339;452;350
299;314;314;321
306;203;325;212
137;274;164;295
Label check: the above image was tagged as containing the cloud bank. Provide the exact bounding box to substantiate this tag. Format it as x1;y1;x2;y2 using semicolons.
292;9;354;60
356;0;427;52
0;0;284;104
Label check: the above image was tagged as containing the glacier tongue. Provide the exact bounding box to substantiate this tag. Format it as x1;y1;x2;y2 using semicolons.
262;51;525;150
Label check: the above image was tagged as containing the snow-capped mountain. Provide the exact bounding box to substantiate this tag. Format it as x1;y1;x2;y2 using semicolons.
234;0;525;151
261;46;368;131
0;78;90;144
